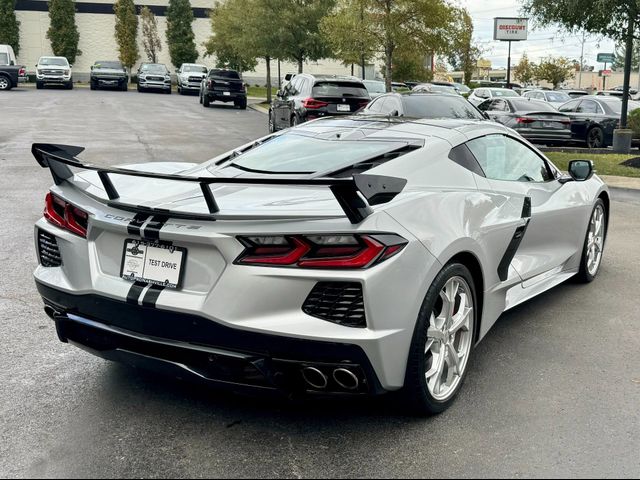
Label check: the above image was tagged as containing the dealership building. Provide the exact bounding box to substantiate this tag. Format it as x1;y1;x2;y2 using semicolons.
14;0;355;83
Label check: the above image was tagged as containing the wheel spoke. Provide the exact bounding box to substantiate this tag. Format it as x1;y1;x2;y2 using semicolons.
450;305;471;334
426;348;445;380
446;344;461;376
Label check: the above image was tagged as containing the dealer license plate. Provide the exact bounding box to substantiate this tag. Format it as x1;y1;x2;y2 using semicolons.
337;104;351;112
223;91;231;96
121;239;186;289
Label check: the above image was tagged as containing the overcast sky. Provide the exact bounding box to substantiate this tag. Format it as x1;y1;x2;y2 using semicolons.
461;0;616;69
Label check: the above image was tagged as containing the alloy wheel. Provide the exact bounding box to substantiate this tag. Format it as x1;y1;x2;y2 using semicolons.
424;276;474;402
0;77;9;90
586;204;605;276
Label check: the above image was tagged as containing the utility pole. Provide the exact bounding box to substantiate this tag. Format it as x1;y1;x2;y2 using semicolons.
578;31;585;89
506;40;512;88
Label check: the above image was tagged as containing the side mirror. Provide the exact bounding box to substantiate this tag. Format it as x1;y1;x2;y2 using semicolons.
560;160;594;183
10;60;15;66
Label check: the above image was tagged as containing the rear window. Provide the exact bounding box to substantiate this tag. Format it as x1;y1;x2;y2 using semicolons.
429;85;458;94
0;53;8;65
227;133;409;174
546;92;570;103
401;96;484;120
510;99;557;111
210;69;240;79
491;89;519;97
312;81;369;98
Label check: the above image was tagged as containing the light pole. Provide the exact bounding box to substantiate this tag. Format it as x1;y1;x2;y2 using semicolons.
578;31;585;89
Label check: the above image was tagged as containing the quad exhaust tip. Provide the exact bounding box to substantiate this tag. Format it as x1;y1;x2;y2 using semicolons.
301;367;329;390
333;368;359;391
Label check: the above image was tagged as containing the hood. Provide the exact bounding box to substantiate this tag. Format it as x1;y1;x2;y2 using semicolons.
38;65;68;70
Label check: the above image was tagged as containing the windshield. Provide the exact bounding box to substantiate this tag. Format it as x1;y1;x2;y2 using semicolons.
227;133;408;174
94;61;123;70
429;85;458;94
491;89;519;97
402;96;484;119
210;69;240;79
546;92;571;103
183;65;207;73
364;81;386;94
141;64;168;74
312;82;369;98
39;57;68;67
454;83;471;93
511;99;557;112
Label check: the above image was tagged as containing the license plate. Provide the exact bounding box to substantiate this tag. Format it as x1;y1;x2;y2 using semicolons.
121;239;186;289
337;104;351;112
543;121;561;128
223;91;231;96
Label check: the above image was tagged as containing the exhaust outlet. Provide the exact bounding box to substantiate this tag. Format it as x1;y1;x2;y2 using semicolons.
333;368;359;391
44;305;58;320
301;367;328;390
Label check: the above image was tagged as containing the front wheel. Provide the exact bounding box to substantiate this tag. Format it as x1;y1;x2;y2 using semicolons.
586;126;605;148
576;199;607;282
402;263;477;416
0;75;11;91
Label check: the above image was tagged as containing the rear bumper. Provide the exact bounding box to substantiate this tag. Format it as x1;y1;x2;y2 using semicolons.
518;130;572;143
93;77;127;86
37;281;385;396
206;91;246;102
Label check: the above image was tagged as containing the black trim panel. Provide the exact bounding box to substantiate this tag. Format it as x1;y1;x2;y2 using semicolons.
142;284;165;307
126;281;147;305
15;0;211;18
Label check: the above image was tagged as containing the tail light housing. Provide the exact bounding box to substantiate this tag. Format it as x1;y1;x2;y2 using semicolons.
358;100;369;109
19;67;26;77
516;117;535;124
302;98;329;109
235;234;407;269
44;192;89;238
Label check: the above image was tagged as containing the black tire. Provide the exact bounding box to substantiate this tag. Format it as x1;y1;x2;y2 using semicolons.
401;262;477;416
586;126;605;148
575;198;607;283
66;82;73;90
290;114;299;127
121;82;128;92
268;111;276;133
0;74;11;91
199;91;203;104
36;81;43;90
137;84;142;92
238;99;247;110
166;88;172;95
90;81;97;91
203;95;211;108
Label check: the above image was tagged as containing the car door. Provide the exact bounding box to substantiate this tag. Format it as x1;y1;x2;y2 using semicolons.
481;99;511;123
557;99;583;140
466;134;586;282
274;77;299;128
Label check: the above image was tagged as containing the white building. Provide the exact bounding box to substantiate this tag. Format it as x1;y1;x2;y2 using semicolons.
14;0;356;83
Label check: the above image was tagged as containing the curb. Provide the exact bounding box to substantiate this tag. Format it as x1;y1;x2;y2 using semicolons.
250;103;269;115
600;174;640;191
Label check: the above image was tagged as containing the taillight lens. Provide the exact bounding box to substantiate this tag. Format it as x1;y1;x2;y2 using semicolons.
302;98;329;109
516;117;535;124
19;67;26;76
44;192;89;238
235;234;407;269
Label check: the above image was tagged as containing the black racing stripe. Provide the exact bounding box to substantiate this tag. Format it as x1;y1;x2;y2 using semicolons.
142;285;165;308
142;215;170;241
126;281;147;305
127;213;149;236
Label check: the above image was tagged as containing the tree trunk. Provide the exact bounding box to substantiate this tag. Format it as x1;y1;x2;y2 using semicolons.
265;56;272;104
385;45;393;92
298;56;303;73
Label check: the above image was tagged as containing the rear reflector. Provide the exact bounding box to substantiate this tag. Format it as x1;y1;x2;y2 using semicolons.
44;192;89;238
235;234;407;269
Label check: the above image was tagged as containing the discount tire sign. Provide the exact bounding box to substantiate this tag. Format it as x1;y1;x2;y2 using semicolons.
493;18;528;41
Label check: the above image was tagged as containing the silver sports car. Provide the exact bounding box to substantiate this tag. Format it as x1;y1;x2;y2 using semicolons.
32;117;609;415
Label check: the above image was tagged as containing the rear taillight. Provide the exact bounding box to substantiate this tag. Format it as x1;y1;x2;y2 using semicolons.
44;192;89;238
358;100;369;108
516;117;535;124
19;67;25;76
235;234;407;269
302;98;329;109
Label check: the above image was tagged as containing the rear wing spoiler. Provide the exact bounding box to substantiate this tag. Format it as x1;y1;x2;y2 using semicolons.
32;143;407;224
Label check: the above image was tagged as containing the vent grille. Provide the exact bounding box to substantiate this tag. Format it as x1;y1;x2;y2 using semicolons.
38;230;62;267
302;282;366;328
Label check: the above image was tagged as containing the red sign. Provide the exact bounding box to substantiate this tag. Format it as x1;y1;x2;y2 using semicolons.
600;69;612;77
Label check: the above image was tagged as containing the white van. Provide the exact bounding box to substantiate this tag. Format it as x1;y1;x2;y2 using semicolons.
0;45;17;66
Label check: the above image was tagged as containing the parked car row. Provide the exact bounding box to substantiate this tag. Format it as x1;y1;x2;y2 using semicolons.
0;44;26;90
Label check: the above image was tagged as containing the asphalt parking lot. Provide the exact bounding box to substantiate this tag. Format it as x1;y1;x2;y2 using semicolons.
1;87;639;478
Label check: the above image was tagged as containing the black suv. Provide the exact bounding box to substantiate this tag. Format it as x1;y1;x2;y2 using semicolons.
90;60;128;91
199;69;247;109
269;74;371;132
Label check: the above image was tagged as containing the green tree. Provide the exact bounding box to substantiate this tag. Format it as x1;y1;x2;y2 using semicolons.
166;0;198;68
534;56;574;89
0;0;20;56
114;0;138;73
321;0;460;91
204;0;258;73
278;0;335;73
391;50;432;82
513;53;536;85
613;41;640;70
447;9;481;86
47;0;81;64
140;6;162;63
321;0;377;76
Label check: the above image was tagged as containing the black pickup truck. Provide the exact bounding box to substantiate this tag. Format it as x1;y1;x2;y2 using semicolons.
0;64;26;91
199;68;247;109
